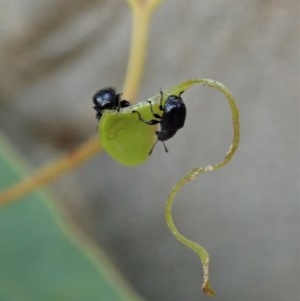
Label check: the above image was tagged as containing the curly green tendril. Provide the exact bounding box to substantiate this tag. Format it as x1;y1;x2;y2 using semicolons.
164;79;240;296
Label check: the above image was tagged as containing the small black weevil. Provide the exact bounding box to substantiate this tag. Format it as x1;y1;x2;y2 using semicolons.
93;87;130;120
132;90;186;154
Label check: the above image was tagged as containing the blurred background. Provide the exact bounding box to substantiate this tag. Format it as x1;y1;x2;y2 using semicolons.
0;0;299;300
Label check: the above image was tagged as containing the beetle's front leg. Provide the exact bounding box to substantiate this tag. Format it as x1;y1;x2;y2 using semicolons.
132;110;160;125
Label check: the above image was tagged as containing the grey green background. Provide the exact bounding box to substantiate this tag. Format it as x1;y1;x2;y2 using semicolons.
0;0;299;300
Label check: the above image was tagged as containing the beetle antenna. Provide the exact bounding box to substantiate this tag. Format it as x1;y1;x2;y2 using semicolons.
161;141;168;153
149;140;158;155
149;140;169;155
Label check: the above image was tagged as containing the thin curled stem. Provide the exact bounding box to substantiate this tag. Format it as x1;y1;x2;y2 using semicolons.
165;79;240;296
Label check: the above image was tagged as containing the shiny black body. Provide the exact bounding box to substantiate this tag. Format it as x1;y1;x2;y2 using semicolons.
93;87;130;120
132;91;186;154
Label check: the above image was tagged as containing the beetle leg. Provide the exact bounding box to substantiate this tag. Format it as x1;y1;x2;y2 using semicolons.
132;110;160;125
116;94;122;111
95;112;101;120
147;101;162;119
159;89;164;111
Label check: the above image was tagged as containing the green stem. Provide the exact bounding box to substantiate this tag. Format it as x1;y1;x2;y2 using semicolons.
122;8;150;101
123;0;163;101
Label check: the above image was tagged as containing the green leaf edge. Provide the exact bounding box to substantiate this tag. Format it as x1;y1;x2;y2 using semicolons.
0;130;145;301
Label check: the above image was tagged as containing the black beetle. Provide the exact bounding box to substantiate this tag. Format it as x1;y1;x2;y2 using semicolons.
132;90;186;154
93;87;130;120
